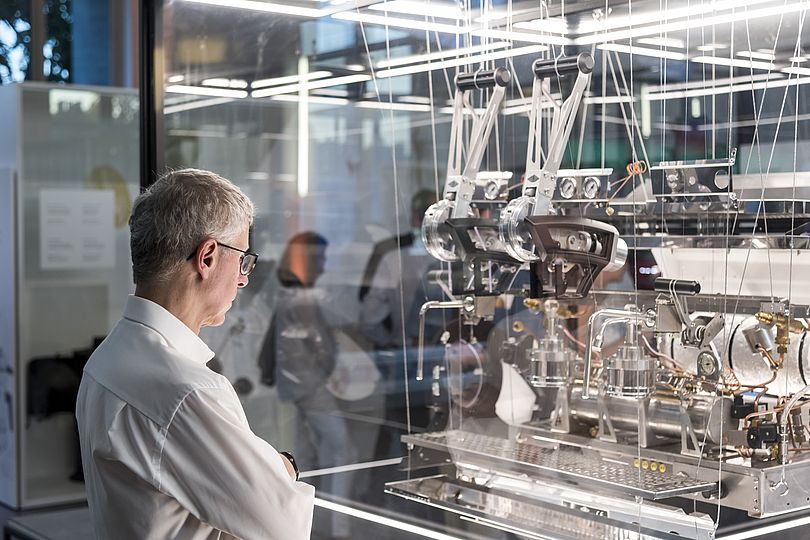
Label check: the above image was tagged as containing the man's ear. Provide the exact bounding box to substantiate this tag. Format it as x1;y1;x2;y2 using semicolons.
192;239;218;279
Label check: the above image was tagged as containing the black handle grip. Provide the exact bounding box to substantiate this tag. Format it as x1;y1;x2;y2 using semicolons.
455;67;511;91
533;53;594;79
654;278;701;296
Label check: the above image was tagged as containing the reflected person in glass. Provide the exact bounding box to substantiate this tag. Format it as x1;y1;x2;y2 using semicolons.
75;168;314;540
259;231;356;539
358;189;446;454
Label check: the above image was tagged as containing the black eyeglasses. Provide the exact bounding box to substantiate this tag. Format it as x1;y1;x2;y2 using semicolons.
187;241;259;276
218;242;259;276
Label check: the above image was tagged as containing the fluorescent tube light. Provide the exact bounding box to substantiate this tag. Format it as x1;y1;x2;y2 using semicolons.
513;17;569;35
368;0;464;20
180;0;322;18
317;88;349;96
164;97;235;114
577;0;765;34
584;95;636;104
471;28;570;46
297;56;309;198
375;44;547;79
645;75;810;100
166;85;248;98
202;78;248;89
576;1;810;46
648;73;776;92
598;43;687;61
252;71;332;89
637;37;685;48
167;74;185;83
376;42;510;68
332;11;468;33
782;66;810;76
271;95;350;105
251;74;372;98
399;95;433;104
737;50;776;61
355;101;432;112
697;43;727;52
202;78;231;87
789;56;809;63
691;55;775;71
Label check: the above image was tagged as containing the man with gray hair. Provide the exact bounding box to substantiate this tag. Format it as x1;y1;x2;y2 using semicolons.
76;169;314;539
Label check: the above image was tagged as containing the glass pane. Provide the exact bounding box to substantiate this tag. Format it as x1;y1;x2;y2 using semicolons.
157;0;810;537
18;85;139;504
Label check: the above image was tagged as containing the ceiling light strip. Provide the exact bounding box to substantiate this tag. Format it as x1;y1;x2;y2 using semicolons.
368;0;464;20
738;50;776;61
271;95;350;105
376;44;548;79
577;0;766;34
646;75;810;100
377;42;510;69
251;74;372;98
648;73;776;93
598;43;687;61
180;0;322;18
355;101;432;111
471;28;570;46
636;37;685;49
332;11;468;34
252;71;333;89
576;1;810;45
691;55;775;71
164;97;235;115
166;85;248;98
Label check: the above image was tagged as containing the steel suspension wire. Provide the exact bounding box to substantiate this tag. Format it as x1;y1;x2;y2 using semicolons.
353;3;415;436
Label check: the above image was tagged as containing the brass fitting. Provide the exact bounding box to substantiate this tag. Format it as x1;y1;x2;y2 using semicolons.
523;298;542;311
755;312;807;355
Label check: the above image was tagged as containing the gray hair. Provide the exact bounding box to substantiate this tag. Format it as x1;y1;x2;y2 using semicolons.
129;168;255;285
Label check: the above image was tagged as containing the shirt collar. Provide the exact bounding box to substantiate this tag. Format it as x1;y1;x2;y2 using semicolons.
122;295;215;365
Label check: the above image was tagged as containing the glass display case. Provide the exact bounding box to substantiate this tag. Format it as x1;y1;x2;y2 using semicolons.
0;83;140;508
146;0;810;537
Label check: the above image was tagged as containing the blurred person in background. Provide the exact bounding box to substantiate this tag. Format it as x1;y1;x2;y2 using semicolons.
259;231;356;540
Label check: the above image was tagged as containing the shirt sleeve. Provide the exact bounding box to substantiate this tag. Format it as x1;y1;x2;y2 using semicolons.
159;386;315;540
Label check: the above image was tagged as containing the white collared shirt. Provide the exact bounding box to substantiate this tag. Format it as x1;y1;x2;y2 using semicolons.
76;295;314;540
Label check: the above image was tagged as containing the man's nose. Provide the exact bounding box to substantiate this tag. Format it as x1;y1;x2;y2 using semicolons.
237;273;249;288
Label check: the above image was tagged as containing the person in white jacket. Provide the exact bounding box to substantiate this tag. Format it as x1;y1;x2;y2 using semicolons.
76;168;314;540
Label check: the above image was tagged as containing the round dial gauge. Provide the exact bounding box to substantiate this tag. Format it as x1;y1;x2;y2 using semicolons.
559;177;577;199
698;351;717;376
582;176;601;199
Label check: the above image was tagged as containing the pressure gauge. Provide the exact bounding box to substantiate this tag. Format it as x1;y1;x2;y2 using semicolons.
559;177;577;199
582;176;601;199
697;350;718;378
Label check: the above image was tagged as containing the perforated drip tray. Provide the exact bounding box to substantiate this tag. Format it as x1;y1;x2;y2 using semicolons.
403;430;716;500
386;475;713;540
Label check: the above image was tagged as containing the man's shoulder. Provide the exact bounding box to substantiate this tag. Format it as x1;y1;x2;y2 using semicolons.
82;318;231;428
